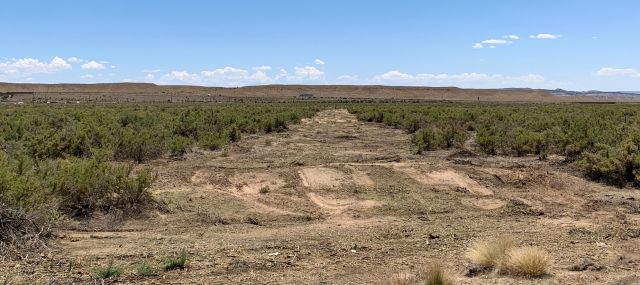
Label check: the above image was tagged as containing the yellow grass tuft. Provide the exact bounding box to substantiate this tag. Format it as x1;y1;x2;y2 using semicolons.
506;247;553;277
421;263;454;285
467;236;515;269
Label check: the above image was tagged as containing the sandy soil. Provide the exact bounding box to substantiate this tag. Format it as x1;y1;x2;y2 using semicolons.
2;109;640;284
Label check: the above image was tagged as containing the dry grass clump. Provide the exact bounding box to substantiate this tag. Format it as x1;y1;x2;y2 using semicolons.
387;263;454;285
467;237;553;278
421;263;454;285
466;236;515;269
505;247;553;277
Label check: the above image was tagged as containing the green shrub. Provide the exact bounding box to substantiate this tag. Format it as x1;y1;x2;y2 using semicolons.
54;158;156;216
199;132;227;151
170;135;192;156
505;127;541;157
94;261;123;278
136;260;158;275
227;124;242;142
163;248;189;270
412;128;439;153
437;122;467;148
476;131;497;155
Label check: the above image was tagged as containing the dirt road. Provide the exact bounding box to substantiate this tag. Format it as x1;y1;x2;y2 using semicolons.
3;109;640;284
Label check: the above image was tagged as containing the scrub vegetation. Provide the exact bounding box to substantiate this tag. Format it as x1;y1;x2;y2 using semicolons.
0;103;321;254
348;102;640;188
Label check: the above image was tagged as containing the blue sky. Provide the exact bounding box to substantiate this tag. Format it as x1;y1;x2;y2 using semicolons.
1;0;638;91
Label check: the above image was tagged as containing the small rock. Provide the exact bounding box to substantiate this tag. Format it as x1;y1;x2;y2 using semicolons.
268;252;280;256
596;242;610;248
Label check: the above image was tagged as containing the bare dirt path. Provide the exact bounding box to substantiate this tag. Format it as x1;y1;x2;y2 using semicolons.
3;109;640;284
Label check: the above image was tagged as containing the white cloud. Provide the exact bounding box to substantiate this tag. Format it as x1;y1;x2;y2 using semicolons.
502;35;519;39
252;66;272;71
249;71;272;83
595;67;640;78
294;66;324;81
367;70;546;88
482;39;513;44
142;69;161;73
145;74;155;80
490;46;495;49
67;57;84;63
315;59;325;65
81;61;105;70
157;65;326;86
592;36;597;39
533;34;562;39
100;61;109;64
111;66;115;68
529;35;535;38
201;66;251;85
80;74;93;78
0;56;71;79
123;79;133;82
472;43;483;49
337;75;359;83
159;71;201;84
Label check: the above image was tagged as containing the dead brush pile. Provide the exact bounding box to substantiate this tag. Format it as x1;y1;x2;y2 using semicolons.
0;202;51;257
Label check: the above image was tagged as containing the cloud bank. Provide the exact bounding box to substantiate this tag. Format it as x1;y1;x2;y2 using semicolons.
367;71;547;88
596;67;640;78
157;66;326;86
0;57;71;79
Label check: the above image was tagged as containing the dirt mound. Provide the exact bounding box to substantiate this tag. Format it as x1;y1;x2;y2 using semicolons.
461;198;507;210
392;165;493;195
307;193;378;212
227;172;285;194
299;166;374;188
299;167;347;188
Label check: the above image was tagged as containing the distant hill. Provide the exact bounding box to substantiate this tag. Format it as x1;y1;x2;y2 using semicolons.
1;82;559;102
546;89;640;98
2;82;639;103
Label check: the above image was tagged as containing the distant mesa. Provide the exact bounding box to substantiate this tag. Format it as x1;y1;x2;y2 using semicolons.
545;88;640;98
1;82;639;102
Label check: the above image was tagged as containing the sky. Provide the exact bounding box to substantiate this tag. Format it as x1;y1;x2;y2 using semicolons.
0;0;639;91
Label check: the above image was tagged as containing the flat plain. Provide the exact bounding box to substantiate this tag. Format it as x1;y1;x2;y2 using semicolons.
2;107;639;284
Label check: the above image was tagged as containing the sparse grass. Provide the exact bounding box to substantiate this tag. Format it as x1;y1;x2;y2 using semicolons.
506;247;553;277
388;273;416;285
94;261;123;278
163;248;189;270
259;186;270;194
386;264;454;285
136;260;158;275
467;236;515;270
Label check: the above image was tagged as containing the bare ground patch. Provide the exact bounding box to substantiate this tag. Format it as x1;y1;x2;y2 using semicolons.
4;109;640;284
